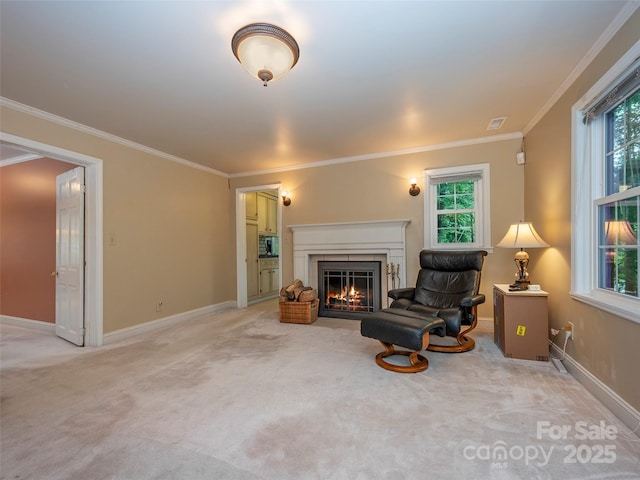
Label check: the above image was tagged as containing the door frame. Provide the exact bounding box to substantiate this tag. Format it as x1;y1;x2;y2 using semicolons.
0;132;104;346
235;183;282;308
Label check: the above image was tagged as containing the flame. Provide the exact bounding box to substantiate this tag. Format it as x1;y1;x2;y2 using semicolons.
325;284;365;310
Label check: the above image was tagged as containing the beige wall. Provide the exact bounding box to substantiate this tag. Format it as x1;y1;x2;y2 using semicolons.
1;106;234;333
525;10;640;410
0;157;76;323
230;137;525;320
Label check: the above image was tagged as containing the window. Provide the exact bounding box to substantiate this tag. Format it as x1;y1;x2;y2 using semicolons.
598;91;640;297
572;50;640;323
424;163;491;250
435;180;476;243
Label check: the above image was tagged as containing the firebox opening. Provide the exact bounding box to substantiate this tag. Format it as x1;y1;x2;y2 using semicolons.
318;261;382;319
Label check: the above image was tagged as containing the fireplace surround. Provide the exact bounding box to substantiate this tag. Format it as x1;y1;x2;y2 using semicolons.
288;220;410;313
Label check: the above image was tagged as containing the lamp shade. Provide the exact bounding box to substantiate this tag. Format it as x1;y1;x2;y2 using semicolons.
232;23;300;86
497;222;550;249
604;220;637;245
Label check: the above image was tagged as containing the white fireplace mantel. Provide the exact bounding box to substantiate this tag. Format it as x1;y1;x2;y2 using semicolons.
288;220;410;290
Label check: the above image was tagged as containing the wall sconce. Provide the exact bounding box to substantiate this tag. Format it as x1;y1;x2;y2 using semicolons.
282;191;291;206
496;221;550;291
409;178;421;196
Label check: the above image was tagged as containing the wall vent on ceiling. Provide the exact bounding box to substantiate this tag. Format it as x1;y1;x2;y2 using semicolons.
487;117;507;130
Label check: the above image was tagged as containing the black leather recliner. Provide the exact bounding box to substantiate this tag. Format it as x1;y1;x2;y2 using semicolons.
361;250;487;373
388;249;487;353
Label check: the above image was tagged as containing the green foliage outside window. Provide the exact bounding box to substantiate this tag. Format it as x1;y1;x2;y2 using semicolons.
607;90;640;194
436;180;476;244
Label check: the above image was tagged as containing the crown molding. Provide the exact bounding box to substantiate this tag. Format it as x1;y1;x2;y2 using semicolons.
229;132;523;178
523;0;640;136
1;95;523;179
0;97;228;178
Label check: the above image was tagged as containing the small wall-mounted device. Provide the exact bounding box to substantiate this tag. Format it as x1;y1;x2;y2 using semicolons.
516;152;526;165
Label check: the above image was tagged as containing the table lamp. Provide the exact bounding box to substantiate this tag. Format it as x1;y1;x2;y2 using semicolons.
497;221;549;291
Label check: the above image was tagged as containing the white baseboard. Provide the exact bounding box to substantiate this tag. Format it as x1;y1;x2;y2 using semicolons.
103;301;237;345
477;315;493;330
0;315;56;332
549;341;640;437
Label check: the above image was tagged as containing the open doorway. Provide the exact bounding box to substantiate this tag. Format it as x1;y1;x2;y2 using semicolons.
0;155;76;328
0;133;103;346
235;184;282;308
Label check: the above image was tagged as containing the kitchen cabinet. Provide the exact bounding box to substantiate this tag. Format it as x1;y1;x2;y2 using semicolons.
245;192;258;219
259;258;279;297
246;221;260;300
257;193;277;234
493;284;549;361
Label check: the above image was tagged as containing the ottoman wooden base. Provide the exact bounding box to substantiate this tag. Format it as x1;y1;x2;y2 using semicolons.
375;341;429;373
361;309;446;374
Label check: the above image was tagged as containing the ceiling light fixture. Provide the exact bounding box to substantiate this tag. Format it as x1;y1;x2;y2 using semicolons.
231;23;300;87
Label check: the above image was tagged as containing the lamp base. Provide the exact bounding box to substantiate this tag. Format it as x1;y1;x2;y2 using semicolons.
509;280;530;291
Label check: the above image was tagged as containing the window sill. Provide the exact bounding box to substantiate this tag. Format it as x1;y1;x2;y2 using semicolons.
570;290;640;324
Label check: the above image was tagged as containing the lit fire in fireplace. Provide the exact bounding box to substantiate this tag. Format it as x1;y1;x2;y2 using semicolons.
318;261;381;318
326;285;366;311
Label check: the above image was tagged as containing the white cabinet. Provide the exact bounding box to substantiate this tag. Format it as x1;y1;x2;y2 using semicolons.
246;221;259;300
259;258;279;297
245;192;258;219
257;193;277;234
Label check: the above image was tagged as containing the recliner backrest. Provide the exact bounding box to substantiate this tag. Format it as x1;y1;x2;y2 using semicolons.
413;250;487;308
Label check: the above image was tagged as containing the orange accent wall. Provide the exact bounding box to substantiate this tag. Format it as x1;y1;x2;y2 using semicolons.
1;158;76;323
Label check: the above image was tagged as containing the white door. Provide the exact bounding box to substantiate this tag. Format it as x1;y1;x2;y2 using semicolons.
55;167;85;346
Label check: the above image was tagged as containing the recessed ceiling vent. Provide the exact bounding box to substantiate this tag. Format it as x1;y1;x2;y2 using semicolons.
487;117;507;130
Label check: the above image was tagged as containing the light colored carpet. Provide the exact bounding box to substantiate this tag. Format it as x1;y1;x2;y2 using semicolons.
1;305;639;480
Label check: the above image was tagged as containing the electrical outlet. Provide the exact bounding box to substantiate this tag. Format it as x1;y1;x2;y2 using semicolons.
156;300;164;312
568;321;574;341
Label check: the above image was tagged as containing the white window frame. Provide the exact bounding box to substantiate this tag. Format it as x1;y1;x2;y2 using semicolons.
423;163;492;251
571;41;640;324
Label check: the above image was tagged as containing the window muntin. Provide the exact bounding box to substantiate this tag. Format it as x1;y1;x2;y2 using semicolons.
597;197;639;297
435;180;476;244
597;89;640;299
605;90;640;195
424;163;491;250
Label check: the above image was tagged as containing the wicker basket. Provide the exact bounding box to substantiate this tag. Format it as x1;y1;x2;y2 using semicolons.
279;299;319;324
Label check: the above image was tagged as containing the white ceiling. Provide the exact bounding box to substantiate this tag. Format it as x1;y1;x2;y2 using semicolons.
1;1;637;175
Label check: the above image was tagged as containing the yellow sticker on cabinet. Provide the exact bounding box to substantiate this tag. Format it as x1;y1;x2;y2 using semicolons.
516;325;526;336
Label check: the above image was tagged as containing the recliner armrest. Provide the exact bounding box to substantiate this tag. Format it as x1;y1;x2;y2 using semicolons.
388;288;415;301
460;294;485;308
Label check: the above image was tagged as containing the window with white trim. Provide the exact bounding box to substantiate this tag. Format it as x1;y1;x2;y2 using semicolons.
424;163;491;250
572;51;640;323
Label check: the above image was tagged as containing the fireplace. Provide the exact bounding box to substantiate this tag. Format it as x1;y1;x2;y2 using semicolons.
318;261;381;319
288;220;410;312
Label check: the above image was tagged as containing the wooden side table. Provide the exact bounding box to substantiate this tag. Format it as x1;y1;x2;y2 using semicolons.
493;284;549;361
